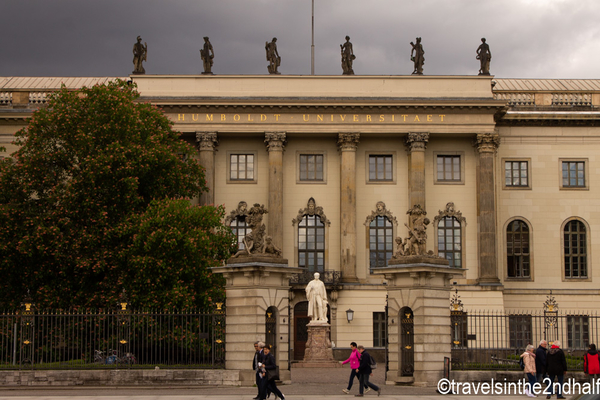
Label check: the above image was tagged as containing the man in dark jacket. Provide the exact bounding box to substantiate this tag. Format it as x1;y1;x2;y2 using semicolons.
253;341;265;400
355;345;381;397
546;340;567;399
536;340;548;384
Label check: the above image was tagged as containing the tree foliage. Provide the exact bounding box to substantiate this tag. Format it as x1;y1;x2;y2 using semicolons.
0;80;234;309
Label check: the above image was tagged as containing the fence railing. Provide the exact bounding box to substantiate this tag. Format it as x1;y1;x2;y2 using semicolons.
451;310;599;371
0;308;225;370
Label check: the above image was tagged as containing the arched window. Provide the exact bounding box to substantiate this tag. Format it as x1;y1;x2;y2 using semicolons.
564;220;587;278
507;220;530;278
437;217;462;268
369;216;394;270
298;214;325;272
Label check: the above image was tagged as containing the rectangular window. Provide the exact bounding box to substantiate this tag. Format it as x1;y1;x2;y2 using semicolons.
562;161;585;188
373;312;386;347
508;315;532;349
567;315;589;349
369;155;393;182
505;161;528;187
437;155;461;182
299;154;324;181
230;154;254;181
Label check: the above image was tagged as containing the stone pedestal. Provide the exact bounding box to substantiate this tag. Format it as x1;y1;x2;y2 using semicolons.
212;257;301;385
296;323;338;368
373;258;464;386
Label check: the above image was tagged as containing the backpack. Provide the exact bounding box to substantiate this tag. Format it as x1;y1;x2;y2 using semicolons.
370;354;377;370
519;356;525;370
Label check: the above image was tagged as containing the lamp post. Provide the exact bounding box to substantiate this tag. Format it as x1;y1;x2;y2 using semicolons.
346;308;354;323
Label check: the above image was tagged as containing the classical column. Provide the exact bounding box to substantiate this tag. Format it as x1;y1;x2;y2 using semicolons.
338;133;360;282
265;132;286;251
475;133;501;284
406;132;429;210
196;132;218;206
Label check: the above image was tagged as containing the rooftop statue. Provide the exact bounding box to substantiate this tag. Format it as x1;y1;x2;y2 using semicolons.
340;36;355;75
132;36;147;75
265;38;281;74
410;37;425;75
200;37;214;74
476;38;492;76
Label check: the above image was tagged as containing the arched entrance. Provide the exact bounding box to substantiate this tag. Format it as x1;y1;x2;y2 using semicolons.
400;307;414;376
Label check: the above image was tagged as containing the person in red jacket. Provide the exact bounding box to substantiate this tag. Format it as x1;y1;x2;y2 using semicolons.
584;343;600;387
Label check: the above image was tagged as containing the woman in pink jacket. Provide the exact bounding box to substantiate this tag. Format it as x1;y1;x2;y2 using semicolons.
340;342;361;394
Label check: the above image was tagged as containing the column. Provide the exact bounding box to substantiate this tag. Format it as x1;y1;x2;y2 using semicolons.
196;132;218;206
265;132;286;251
406;132;429;210
475;132;500;284
338;133;360;283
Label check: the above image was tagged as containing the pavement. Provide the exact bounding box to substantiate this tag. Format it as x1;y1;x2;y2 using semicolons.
0;366;584;399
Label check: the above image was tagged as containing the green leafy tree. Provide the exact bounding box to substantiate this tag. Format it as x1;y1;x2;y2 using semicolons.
0;80;234;309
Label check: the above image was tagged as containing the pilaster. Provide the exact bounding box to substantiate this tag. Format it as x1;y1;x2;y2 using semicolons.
264;132;286;251
196;132;218;206
406;132;429;211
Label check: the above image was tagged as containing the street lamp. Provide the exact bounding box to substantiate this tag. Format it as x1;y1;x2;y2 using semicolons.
346;308;354;323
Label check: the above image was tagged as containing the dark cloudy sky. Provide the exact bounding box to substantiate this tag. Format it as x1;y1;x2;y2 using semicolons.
1;0;599;79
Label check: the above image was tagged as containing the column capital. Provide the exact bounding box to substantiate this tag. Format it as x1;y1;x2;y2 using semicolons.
405;132;429;151
475;132;500;153
195;131;218;151
337;132;360;151
264;132;287;151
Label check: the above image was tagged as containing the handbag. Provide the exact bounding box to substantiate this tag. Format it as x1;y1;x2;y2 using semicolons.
370;354;377;370
267;365;280;381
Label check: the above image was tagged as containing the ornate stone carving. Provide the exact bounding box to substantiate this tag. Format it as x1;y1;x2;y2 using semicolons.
224;201;248;226
231;203;274;258
265;38;281;75
476;38;492;76
132;36;147;75
475;133;500;153
433;202;467;227
196;132;218;151
293;197;330;226
337;133;360;151
364;201;398;226
410;37;425;75
391;204;443;260
264;132;286;151
406;132;429;151
340;36;355;75
200;37;214;75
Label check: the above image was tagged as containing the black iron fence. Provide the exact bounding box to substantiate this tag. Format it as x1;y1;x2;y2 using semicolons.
451;310;600;371
0;308;225;370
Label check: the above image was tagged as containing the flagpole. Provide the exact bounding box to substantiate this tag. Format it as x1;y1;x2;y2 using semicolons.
311;0;315;75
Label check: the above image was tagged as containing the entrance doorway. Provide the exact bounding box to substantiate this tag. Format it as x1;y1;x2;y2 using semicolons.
293;302;310;360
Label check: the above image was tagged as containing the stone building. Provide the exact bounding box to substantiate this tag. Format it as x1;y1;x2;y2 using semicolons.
1;75;600;384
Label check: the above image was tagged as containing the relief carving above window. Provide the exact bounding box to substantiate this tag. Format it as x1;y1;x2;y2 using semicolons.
292;197;330;226
433;202;466;226
224;201;249;225
364;201;398;226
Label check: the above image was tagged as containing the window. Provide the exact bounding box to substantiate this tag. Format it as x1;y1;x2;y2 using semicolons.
507;220;530;278
369;216;394;271
299;154;324;181
451;311;468;348
230;217;250;251
230;154;254;181
564;220;587;278
567;315;589;349
505;161;528;187
298;214;325;273
437;155;461;182
437;217;462;268
562;161;585;188
373;312;386;347
369;155;393;182
508;315;532;349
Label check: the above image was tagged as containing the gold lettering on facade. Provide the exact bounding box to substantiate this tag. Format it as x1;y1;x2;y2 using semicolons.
317;115;323;122
274;114;281;121
392;115;395;122
205;114;213;121
221;114;226;121
247;114;254;122
366;115;372;122
379;115;385;122
178;114;185;121
414;115;420;122
340;115;346;121
439;114;446;122
192;114;199;121
402;115;408;122
261;114;267;121
427;115;433;122
303;115;310;122
234;114;240;121
353;115;359;122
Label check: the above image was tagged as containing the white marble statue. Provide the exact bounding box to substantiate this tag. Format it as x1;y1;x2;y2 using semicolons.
305;272;328;323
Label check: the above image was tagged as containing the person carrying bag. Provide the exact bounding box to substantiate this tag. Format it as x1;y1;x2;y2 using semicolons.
263;345;285;400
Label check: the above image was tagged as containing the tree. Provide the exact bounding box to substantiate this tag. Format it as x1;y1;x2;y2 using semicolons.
0;80;234;309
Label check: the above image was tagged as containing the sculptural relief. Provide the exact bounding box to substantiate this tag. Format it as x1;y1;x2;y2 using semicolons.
132;36;147;75
410;37;425;75
231;203;272;258
340;36;355;75
265;38;281;74
476;38;492;76
200;36;214;74
391;204;441;260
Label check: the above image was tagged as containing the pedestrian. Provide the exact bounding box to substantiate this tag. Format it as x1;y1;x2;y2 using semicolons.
253;341;265;400
536;340;548;386
263;344;285;400
584;343;600;388
340;341;361;394
355;345;381;397
521;344;537;397
546;340;567;399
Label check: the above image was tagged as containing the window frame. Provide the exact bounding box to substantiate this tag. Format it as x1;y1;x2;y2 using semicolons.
436;216;463;268
373;312;387;348
297;214;326;273
567;315;589;349
561;218;591;281
230;216;251;252
559;158;588;190
506;219;531;280
502;158;531;190
366;152;396;184
226;151;258;184
296;151;327;184
508;315;532;349
369;215;394;273
433;151;465;185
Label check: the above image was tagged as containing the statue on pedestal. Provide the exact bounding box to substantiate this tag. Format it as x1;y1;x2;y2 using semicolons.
232;203;269;258
410;37;424;75
340;36;355;75
265;38;281;74
476;38;492;76
132;36;147;75
200;36;214;74
391;205;440;260
305;272;328;323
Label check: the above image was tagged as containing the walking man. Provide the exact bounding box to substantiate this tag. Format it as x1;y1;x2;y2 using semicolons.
355;345;381;397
